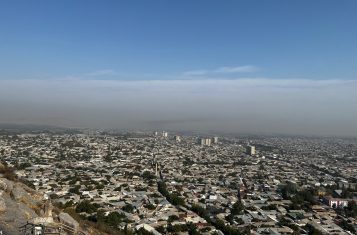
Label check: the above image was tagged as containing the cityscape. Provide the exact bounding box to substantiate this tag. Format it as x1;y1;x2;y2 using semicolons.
1;130;356;234
1;1;357;234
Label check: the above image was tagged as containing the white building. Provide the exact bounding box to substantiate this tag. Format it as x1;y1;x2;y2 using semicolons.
324;196;349;208
200;138;211;146
246;145;256;155
162;131;168;138
175;135;181;142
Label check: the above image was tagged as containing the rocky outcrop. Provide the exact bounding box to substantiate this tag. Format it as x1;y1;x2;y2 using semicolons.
59;212;80;232
0;176;108;235
0;177;43;235
0;177;14;192
10;183;41;209
0;188;39;234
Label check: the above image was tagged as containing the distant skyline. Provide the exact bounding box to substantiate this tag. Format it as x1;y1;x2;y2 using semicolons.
0;1;356;136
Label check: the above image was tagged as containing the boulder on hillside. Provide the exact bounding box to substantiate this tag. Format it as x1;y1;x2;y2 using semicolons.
0;177;14;192
0;191;38;235
59;212;79;232
10;184;28;201
10;183;41;209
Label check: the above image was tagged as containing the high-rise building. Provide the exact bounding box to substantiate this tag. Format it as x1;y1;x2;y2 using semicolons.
162;131;168;138
246;145;256;156
206;138;211;146
155;162;159;177
213;137;219;144
200;138;211;146
175;135;181;142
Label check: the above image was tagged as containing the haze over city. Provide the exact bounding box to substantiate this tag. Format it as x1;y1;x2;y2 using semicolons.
1;1;356;136
1;78;357;136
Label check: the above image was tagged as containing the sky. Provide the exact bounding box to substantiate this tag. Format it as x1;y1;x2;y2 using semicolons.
0;1;356;136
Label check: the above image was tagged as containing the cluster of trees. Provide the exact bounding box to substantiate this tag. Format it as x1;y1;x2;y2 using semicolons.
158;181;185;206
142;170;156;181
191;204;249;235
57;200;74;209
214;219;250;235
226;201;245;224
122;204;134;213
280;182;317;210
289;189;316;210
16;162;32;170
280;182;298;199
136;227;155;235
73;200;133;233
306;223;324;235
338;219;356;234
166;223;201;235
76;200;100;214
95;210;128;228
191;204;209;219
158;182;248;234
261;204;278;211
344;200;357;217
69;185;81;194
144;203;156;210
231;201;245;215
66;176;109;194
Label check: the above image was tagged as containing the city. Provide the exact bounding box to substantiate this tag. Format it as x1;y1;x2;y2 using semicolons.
1;1;357;235
1;130;356;234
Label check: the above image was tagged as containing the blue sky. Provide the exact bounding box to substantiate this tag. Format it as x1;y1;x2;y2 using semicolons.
1;0;356;80
1;1;357;135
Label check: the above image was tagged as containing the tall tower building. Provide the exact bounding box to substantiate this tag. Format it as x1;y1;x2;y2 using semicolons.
200;138;211;146
246;145;256;156
162;131;168;138
213;137;219;144
155;162;159;177
205;138;211;146
175;135;181;142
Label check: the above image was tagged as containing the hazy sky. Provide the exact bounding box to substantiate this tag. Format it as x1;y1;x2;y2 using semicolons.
0;1;356;136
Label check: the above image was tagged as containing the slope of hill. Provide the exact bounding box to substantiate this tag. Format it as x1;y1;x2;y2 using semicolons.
0;163;111;235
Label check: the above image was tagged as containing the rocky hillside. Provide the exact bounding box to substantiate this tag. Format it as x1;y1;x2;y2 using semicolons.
0;176;46;234
0;163;110;235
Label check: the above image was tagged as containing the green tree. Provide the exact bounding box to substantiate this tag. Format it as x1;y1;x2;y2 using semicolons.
231;201;244;215
122;204;134;213
142;171;155;180
106;212;126;227
75;200;99;214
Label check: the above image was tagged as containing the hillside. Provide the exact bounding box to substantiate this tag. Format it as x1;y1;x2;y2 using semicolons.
0;163;111;235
